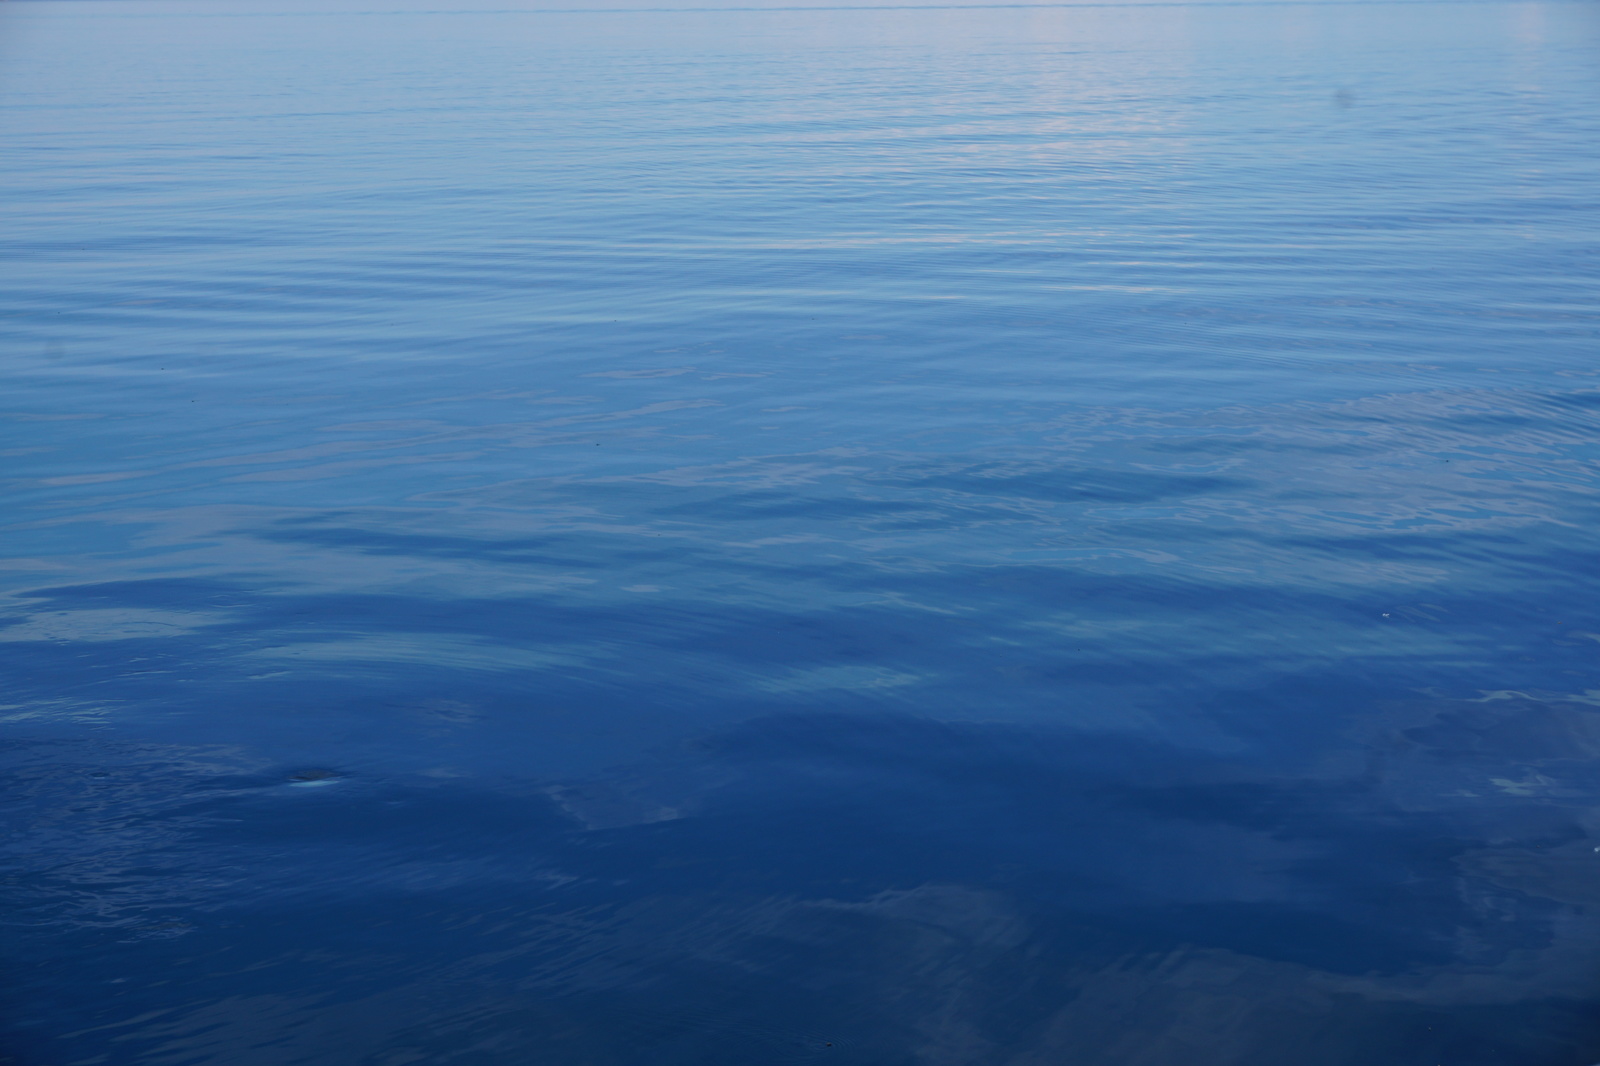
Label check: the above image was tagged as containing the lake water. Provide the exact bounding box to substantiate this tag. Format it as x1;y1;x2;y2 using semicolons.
3;0;1600;1061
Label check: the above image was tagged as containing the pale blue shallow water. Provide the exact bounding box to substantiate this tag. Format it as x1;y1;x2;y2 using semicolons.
3;0;1600;1061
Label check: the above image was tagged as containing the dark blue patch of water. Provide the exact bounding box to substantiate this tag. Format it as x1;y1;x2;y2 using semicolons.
3;0;1600;1061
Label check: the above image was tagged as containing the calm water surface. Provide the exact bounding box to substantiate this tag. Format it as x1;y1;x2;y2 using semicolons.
3;0;1600;1061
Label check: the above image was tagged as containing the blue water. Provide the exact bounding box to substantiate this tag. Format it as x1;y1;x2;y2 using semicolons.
3;0;1600;1061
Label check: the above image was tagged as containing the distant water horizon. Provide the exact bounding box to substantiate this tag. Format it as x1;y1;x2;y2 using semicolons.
4;0;1600;1061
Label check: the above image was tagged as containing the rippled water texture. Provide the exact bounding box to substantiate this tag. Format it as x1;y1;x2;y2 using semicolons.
4;0;1600;1061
